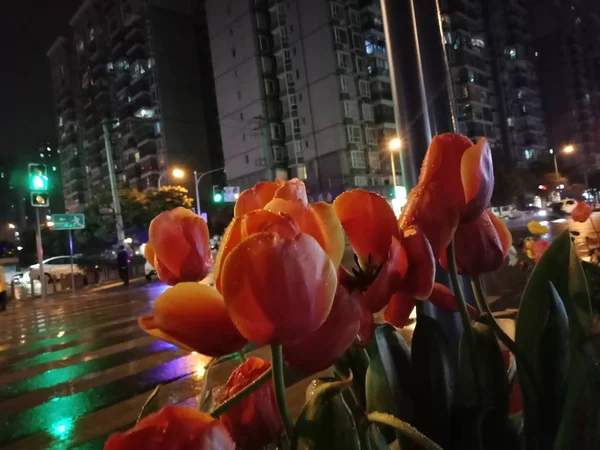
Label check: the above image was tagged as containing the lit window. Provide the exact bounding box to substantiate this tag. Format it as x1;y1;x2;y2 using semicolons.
350;150;366;168
525;149;534;160
273;146;285;162
517;90;524;99
471;38;485;48
289;94;298;110
337;51;351;68
509;48;517;59
331;3;344;20
507;117;514;126
52;166;57;171
135;107;155;118
293;141;303;158
155;122;162;135
346;126;361;144
58;117;64;127
134;152;140;162
296;164;307;180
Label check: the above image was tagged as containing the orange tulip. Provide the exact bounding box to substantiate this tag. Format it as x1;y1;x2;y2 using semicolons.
234;180;284;217
440;210;512;275
214;210;300;292
384;283;477;328
148;207;212;285
221;232;337;345
572;201;593;223
399;135;494;256
333;190;400;266
283;283;362;372
104;406;235;450
400;226;435;299
144;242;155;269
139;282;246;357
218;357;283;450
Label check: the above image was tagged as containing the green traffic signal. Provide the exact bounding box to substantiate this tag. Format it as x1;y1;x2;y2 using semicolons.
28;163;49;191
213;192;223;203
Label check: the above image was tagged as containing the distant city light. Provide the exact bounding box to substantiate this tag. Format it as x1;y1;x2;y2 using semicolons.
17;246;23;251
124;237;133;244
47;221;55;227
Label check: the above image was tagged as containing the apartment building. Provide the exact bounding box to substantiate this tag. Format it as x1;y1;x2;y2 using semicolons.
207;0;397;199
48;0;222;212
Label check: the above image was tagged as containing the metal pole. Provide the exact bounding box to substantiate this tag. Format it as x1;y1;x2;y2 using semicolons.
194;170;201;215
102;120;126;245
390;152;398;192
69;229;75;293
35;209;46;300
554;153;560;181
158;173;165;189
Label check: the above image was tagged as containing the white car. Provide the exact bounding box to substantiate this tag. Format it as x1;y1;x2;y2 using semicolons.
29;255;85;281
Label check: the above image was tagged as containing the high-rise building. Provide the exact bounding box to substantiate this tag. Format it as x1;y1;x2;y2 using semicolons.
206;0;396;200
47;0;222;212
529;0;600;171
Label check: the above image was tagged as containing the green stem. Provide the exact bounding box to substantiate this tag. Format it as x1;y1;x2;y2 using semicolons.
471;275;537;395
367;412;443;450
271;344;294;437
211;368;272;417
446;241;482;404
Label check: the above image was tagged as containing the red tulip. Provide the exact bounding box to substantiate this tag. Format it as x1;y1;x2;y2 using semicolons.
532;239;551;263
440;210;512;275
400;226;435;299
221;232;337;345
148;207;212;285
399;135;493;256
572;201;593;223
217;357;283;450
104;406;235;450
333;190;400;266
384;283;477;328
234;180;284;217
283;283;362;372
139;282;247;357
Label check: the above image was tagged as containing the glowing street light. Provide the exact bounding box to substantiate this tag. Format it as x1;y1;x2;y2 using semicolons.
158;167;185;188
388;138;401;194
554;144;575;181
46;221;55;227
8;223;15;229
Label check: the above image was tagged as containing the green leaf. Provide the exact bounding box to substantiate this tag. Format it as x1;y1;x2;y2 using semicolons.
367;412;443;450
291;375;361;450
580;260;600;313
136;385;162;424
537;283;570;448
456;321;509;419
411;316;454;448
359;422;390;450
516;231;591;373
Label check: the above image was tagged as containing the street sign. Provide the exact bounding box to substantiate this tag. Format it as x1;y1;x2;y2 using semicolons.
223;186;240;202
51;214;86;230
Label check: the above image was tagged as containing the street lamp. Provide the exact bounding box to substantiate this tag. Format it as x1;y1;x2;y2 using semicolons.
388;138;401;194
554;144;574;181
158;167;185;189
194;167;225;215
8;223;15;229
46;221;55;228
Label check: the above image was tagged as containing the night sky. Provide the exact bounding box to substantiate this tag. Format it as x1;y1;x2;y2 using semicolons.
0;1;82;167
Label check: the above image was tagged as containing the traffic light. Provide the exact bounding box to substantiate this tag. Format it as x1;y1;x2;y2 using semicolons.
28;163;49;191
31;192;50;207
212;185;223;203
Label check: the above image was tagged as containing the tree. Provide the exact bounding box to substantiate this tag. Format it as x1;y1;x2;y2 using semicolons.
74;186;194;251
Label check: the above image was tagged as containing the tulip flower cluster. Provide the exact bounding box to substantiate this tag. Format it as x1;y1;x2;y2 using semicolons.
108;133;523;450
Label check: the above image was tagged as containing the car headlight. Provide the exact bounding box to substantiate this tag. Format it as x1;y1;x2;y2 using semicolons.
537;210;547;217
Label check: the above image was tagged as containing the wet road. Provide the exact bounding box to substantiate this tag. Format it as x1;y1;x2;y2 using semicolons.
0;282;212;449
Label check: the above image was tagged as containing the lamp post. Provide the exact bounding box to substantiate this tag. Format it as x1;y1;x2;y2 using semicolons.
554;144;574;181
194;167;225;215
388;138;401;194
158;167;185;189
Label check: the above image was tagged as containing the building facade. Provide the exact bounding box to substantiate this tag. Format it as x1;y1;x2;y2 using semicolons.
206;0;398;200
530;0;600;172
48;0;222;212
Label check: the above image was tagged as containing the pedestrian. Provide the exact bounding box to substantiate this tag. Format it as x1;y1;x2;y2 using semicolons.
0;266;6;312
117;245;130;286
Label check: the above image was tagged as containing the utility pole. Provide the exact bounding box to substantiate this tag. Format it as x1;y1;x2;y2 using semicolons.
194;167;226;215
102;119;126;245
35;209;46;300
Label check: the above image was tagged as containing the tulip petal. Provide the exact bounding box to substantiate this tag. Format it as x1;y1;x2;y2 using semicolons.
401;226;435;299
361;236;409;313
144;242;156;269
273;178;308;203
488;211;512;256
284;284;361;372
418;133;473;186
384;291;416;328
308;202;345;267
460;138;494;222
234;181;282;217
333;189;400;265
399;183;460;258
139;282;247;357
357;300;375;347
214;210;300;292
148;207;212;284
571;201;593;223
426;283;477;317
222;232;337;345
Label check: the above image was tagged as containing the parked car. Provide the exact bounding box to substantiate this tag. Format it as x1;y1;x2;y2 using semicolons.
29;255;85;281
490;205;519;220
